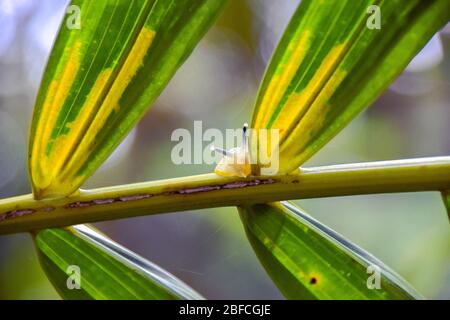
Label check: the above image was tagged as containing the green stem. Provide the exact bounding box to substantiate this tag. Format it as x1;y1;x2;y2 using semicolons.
1;156;449;235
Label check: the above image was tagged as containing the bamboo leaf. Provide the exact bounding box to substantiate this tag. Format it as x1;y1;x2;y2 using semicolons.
238;202;422;299
251;0;450;174
34;225;203;300
29;0;227;199
442;190;450;221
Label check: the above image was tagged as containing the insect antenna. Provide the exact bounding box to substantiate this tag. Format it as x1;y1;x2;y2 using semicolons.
210;145;232;156
242;123;248;152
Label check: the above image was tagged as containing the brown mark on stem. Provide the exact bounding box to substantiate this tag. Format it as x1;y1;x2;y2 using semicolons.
0;178;278;220
65;194;151;209
0;209;36;222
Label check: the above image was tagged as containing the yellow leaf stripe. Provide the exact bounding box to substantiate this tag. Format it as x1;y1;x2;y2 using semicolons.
278;44;348;169
251;37;349;173
33;27;156;198
272;44;347;140
253;31;311;131
30;41;82;191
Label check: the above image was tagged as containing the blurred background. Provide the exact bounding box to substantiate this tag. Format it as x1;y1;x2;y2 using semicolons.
0;0;449;299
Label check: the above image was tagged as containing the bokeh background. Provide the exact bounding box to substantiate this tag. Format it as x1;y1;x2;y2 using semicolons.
0;0;449;299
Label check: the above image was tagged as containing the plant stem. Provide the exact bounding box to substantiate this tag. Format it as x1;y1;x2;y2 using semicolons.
1;156;449;235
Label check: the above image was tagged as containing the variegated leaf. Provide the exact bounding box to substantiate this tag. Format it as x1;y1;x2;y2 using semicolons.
29;0;227;199
251;0;450;174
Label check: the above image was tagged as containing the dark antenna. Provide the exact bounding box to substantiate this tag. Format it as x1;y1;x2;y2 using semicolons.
211;123;249;157
243;123;248;152
211;145;231;156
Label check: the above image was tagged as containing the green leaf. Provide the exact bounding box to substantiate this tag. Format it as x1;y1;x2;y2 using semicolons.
34;224;203;300
29;0;227;199
250;0;450;174
442;190;450;221
239;202;422;299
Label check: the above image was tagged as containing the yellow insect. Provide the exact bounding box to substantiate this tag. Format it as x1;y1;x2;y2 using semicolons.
212;123;251;178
